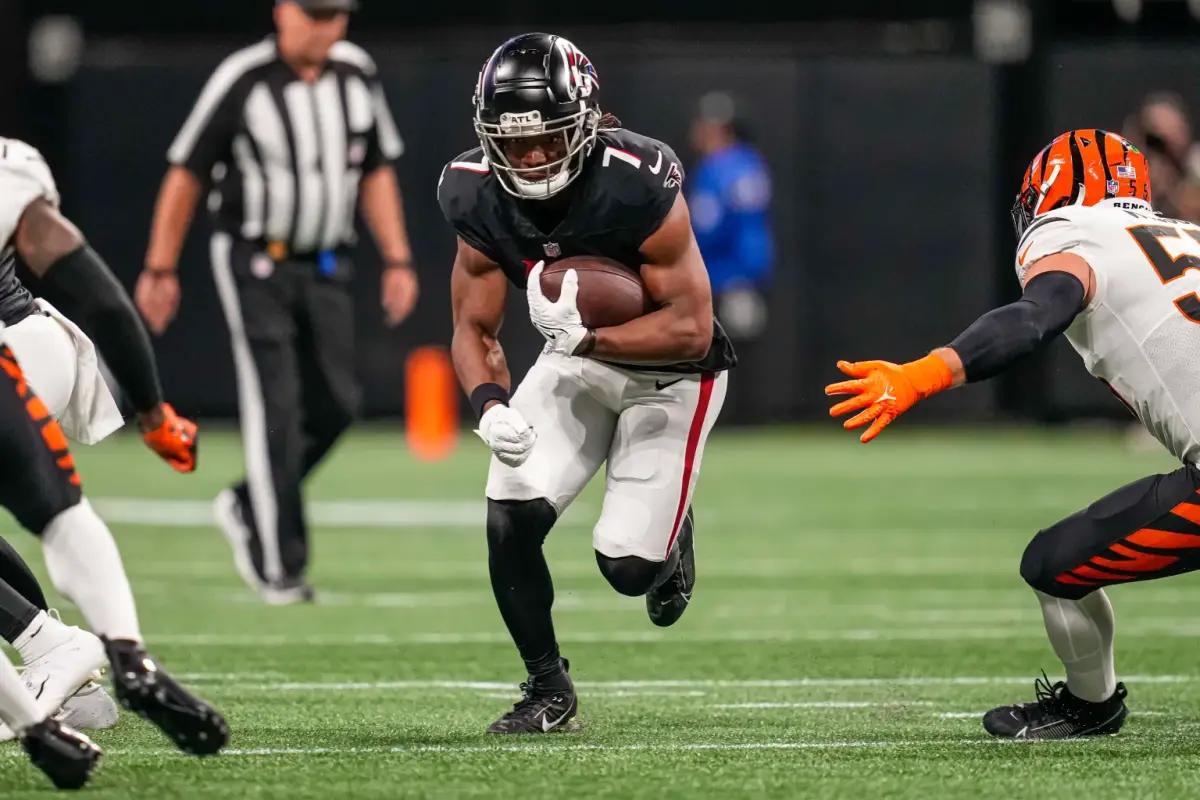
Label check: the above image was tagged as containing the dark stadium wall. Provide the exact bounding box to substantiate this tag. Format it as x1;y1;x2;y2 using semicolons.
53;43;998;422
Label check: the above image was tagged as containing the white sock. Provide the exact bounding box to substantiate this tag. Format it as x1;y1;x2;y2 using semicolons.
1035;588;1117;703
11;610;72;664
0;655;44;734
42;500;142;643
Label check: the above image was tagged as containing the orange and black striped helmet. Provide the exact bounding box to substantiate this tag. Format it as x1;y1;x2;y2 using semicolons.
1012;129;1152;237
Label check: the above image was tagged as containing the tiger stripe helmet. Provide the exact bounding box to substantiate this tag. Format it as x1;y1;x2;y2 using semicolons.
1012;129;1152;238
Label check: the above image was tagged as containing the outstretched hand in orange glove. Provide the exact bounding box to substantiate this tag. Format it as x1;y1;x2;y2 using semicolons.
139;403;199;473
824;354;956;443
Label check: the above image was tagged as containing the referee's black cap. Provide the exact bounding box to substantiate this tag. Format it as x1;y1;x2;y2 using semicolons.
278;0;360;11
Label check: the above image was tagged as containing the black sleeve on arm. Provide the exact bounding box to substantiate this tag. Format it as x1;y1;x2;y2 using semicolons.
39;245;164;413
948;270;1086;383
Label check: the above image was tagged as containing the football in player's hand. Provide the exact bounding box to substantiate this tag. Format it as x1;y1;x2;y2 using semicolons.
540;256;654;328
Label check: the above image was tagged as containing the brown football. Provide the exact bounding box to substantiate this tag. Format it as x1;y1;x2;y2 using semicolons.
539;256;654;329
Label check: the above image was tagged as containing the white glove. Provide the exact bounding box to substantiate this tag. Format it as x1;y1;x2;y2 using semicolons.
526;262;590;356
475;403;537;467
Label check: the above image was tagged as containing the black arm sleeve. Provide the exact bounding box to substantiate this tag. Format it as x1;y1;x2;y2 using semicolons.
948;270;1086;383
38;246;164;413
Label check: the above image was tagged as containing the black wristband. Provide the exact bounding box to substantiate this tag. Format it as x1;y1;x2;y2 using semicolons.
469;383;510;421
40;245;165;412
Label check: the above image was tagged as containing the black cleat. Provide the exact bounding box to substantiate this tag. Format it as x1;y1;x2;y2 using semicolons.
21;718;102;790
646;507;695;627
103;638;230;756
487;661;578;734
983;672;1128;740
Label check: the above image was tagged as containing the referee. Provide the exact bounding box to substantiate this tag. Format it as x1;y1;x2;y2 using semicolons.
136;0;419;604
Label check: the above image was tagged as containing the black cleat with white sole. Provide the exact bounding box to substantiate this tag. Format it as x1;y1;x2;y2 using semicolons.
487;661;577;734
21;718;102;790
646;507;695;628
103;638;230;756
983;672;1128;740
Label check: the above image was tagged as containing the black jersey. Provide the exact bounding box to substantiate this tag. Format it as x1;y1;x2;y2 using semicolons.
438;127;736;375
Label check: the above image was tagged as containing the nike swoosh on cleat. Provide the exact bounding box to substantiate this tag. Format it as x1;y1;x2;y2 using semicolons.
540;705;572;732
31;676;49;701
1030;717;1067;732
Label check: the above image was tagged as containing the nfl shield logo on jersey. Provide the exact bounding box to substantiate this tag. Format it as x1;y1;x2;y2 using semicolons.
543;242;562;258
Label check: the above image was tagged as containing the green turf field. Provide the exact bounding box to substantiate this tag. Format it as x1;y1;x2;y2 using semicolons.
2;423;1198;798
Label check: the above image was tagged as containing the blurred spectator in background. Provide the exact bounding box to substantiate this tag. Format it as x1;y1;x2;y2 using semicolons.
688;92;774;342
1123;91;1193;220
1172;148;1200;225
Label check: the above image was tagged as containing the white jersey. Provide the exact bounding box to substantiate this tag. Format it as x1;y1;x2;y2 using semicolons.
0;138;121;443
1016;197;1200;464
0;139;59;326
0;137;60;248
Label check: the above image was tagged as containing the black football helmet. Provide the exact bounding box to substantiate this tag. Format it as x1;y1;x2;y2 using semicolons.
473;32;601;200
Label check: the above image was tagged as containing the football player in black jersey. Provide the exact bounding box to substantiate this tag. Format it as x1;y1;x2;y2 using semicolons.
439;33;736;733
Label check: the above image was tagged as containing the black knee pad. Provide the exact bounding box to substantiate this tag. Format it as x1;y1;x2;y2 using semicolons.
1020;527;1090;600
486;499;557;551
595;553;662;597
1019;532;1051;591
14;483;80;538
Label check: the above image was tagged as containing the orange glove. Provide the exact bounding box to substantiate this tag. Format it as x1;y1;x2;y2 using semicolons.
140;403;198;473
824;354;955;443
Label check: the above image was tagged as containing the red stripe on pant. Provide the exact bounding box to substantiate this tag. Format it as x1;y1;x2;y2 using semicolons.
665;372;715;558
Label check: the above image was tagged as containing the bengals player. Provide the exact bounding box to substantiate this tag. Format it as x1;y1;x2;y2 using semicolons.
827;129;1193;739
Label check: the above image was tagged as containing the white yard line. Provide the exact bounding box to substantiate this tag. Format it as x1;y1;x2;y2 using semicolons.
147;629;1055;646
175;739;1006;758
712;701;936;709
88;498;595;528
148;625;1200;645
0;738;1061;760
199;675;1194;693
91;498;485;528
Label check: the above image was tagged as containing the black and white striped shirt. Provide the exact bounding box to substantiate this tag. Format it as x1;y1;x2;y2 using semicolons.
168;38;403;254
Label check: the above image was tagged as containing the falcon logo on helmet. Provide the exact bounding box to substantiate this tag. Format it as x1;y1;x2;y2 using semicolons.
1012;129;1152;238
556;38;599;101
473;32;603;200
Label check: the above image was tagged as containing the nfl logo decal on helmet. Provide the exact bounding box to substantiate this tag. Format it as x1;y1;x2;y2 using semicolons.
1011;129;1152;238
473;32;603;200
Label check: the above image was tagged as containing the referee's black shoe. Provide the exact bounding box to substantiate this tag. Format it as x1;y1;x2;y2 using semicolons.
487;661;577;734
21;718;102;790
103;638;230;756
646;507;695;627
983;672;1128;740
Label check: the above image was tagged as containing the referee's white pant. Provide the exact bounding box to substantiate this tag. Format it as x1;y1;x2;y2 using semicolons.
210;233;360;584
